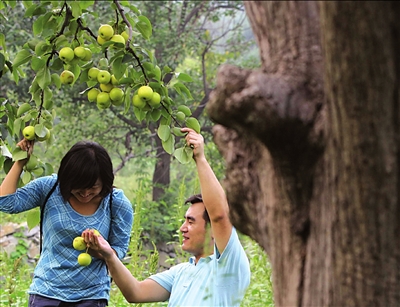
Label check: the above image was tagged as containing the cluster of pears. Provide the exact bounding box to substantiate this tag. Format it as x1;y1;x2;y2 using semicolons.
132;85;161;109
22;125;51;142
59;44;93;85
97;24;128;48
72;229;100;266
86;66;125;110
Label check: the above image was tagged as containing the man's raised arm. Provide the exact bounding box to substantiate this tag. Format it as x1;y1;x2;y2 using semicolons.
182;128;232;253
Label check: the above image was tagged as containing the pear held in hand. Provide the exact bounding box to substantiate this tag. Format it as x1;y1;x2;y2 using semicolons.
73;236;86;251
77;252;92;266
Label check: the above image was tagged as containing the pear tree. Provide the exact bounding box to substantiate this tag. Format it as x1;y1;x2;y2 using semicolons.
0;0;200;186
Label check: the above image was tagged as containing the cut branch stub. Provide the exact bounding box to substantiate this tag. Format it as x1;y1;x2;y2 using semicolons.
207;64;325;160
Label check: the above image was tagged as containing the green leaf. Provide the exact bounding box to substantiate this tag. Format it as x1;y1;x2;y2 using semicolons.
177;105;192;116
150;109;162;121
176;72;193;82
0;53;4;68
43;87;53;110
172;127;186;137
70;64;81;86
12;147;28;161
133;106;146;121
51;73;61;89
122;53;134;64
174;147;192;164
32;166;44;176
31;56;46;72
34;123;45;137
161;134;174;155
123;87;132;114
185;117;201;133
13;118;23;136
22;171;32;184
0;144;12;159
13;49;32;68
120;1;140;15
111;56;127;79
0;33;5;51
50;57;64;71
136;15;152;39
173;82;193;101
157;124;171;142
37;66;51;89
163;66;172;74
27;209;40;230
79;0;95;9
70;2;82;18
33;12;52;36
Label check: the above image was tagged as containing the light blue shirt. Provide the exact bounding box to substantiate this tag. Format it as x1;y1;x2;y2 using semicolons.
149;228;251;306
0;174;133;302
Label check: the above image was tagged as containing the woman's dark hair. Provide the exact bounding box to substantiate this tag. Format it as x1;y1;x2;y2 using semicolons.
185;194;210;225
57;141;114;200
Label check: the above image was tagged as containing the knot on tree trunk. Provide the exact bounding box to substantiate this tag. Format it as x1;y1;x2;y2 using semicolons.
208;64;325;160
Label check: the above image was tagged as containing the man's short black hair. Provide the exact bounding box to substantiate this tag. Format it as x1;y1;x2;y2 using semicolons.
185;194;210;224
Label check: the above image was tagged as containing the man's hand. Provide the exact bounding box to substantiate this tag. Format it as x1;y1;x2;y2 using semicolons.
82;229;115;260
181;127;205;160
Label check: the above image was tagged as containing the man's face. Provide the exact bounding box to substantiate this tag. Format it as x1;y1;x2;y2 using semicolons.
180;202;212;258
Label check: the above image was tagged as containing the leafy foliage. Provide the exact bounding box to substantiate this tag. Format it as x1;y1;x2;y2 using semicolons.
0;0;200;180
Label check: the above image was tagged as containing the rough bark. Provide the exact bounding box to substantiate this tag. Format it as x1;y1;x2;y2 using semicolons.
152;131;171;201
207;1;400;306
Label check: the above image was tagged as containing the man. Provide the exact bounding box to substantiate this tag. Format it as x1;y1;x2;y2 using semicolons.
83;128;251;306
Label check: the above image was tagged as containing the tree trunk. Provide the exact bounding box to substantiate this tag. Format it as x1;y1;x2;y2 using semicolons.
207;1;400;306
151;125;171;201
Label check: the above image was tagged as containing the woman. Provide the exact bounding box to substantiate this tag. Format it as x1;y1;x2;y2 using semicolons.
0;139;134;307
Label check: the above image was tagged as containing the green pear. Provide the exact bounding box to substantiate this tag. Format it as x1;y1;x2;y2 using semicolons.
97;92;111;109
60;70;75;85
110;34;125;48
148;92;161;108
59;47;75;62
132;94;146;109
87;88;100;102
74;46;86;59
138;85;153;101
97;70;111;84
110;88;124;102
88;67;100;81
77;253;92;266
98;24;114;40
73;236;86;250
22;126;35;140
100;83;113;93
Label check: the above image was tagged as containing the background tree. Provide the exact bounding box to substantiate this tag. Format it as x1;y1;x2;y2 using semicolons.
0;0;258;242
208;1;400;306
0;1;255;202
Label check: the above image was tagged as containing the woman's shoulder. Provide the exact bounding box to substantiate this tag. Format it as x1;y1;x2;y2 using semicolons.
27;173;58;188
111;188;132;206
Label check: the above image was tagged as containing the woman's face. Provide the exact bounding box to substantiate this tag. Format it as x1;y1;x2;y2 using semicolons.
70;179;103;203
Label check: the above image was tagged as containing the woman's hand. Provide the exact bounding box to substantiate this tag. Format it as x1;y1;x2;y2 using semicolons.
17;138;35;160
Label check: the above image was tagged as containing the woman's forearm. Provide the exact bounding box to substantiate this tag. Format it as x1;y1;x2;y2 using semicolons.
0;160;25;196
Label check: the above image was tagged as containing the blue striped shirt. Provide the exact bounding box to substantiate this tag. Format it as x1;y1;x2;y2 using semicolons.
0;174;133;302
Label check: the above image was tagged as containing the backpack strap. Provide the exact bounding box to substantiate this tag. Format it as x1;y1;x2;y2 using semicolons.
40;181;58;253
